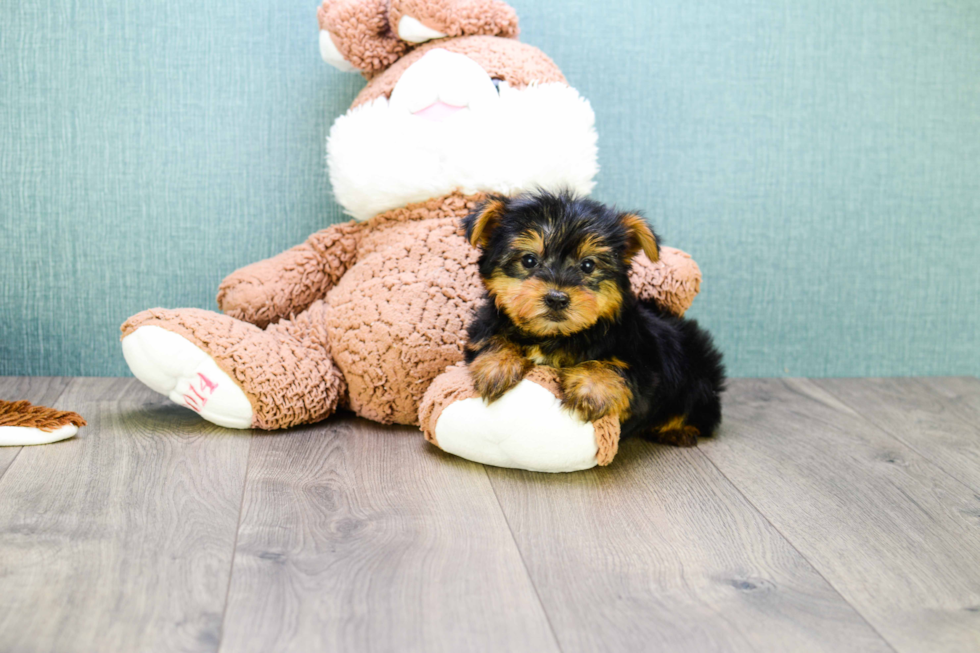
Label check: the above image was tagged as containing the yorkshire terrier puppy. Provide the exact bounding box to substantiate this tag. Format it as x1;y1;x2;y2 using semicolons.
462;191;725;446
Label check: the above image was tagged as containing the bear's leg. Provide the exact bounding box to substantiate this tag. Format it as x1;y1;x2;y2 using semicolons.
418;365;620;473
121;301;345;430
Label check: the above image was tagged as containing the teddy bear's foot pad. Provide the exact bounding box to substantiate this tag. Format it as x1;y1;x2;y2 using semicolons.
434;379;600;473
122;326;254;429
0;400;85;446
0;423;78;446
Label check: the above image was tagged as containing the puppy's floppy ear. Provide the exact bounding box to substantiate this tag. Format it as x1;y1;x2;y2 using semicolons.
619;212;660;263
464;196;508;248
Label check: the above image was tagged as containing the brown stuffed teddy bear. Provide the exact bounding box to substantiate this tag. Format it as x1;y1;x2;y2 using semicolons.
119;0;702;472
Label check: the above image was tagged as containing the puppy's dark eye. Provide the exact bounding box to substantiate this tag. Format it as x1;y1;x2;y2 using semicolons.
580;259;596;273
521;254;538;269
491;78;503;94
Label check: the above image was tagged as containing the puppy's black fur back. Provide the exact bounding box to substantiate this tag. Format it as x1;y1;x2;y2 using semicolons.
620;302;726;440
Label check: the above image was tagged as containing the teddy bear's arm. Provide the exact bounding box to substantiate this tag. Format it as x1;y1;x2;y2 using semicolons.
629;246;703;317
216;221;363;328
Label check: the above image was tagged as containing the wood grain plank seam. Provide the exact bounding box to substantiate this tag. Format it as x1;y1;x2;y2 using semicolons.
818;379;980;496
216;431;254;653
693;447;901;653
483;466;566;653
0;378;76;485
787;379;980;499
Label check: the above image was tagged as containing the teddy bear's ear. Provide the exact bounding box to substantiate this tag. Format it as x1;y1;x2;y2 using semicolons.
464;196;509;248
619;212;660;263
318;0;409;75
318;0;520;76
390;0;519;44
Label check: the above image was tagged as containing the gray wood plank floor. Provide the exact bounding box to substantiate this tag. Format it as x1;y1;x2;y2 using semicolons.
220;418;558;653
1;376;978;652
0;379;251;653
704;378;980;653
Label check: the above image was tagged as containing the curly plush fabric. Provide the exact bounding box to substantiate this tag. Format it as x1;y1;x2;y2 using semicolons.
0;401;86;432
319;0;409;76
121;305;346;430
324;192;486;424
592;416;620;465
390;0;519;40
629;248;702;317
217;221;364;328
352;36;566;107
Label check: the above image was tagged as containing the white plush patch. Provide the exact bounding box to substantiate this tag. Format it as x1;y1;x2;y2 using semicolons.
389;48;499;114
434;379;599;473
319;30;358;73
0;423;78;447
397;15;447;43
122;325;254;430
327;49;599;221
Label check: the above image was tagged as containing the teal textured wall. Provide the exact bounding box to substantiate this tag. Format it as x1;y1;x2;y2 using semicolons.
1;1;978;378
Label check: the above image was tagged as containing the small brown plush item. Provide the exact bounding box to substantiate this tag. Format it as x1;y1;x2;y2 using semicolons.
0;400;85;446
0;400;86;430
118;0;705;472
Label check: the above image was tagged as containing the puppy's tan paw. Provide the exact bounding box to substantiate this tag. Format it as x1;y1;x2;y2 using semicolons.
470;343;532;403
560;361;632;422
652;416;700;447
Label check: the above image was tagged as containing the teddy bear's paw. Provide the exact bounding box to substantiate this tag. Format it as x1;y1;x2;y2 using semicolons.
122;325;254;430
0;400;85;446
420;365;621;473
436;379;597;472
629;246;702;317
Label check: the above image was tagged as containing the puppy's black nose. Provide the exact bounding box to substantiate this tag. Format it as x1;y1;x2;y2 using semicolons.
544;290;570;310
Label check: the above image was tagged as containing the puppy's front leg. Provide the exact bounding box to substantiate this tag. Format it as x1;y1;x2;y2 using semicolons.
560;360;633;422
469;338;533;403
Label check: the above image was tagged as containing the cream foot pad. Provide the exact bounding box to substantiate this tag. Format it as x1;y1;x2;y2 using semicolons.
122;325;254;429
420;365;621;473
0;400;86;446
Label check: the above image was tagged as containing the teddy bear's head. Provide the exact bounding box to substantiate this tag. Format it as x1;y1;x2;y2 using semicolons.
318;0;599;221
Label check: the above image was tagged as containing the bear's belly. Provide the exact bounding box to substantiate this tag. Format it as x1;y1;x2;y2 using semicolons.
324;220;483;424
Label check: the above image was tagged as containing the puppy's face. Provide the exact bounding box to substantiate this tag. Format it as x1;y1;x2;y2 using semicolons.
465;192;660;337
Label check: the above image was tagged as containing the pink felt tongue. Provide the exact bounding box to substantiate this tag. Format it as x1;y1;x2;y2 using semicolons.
413;100;466;122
